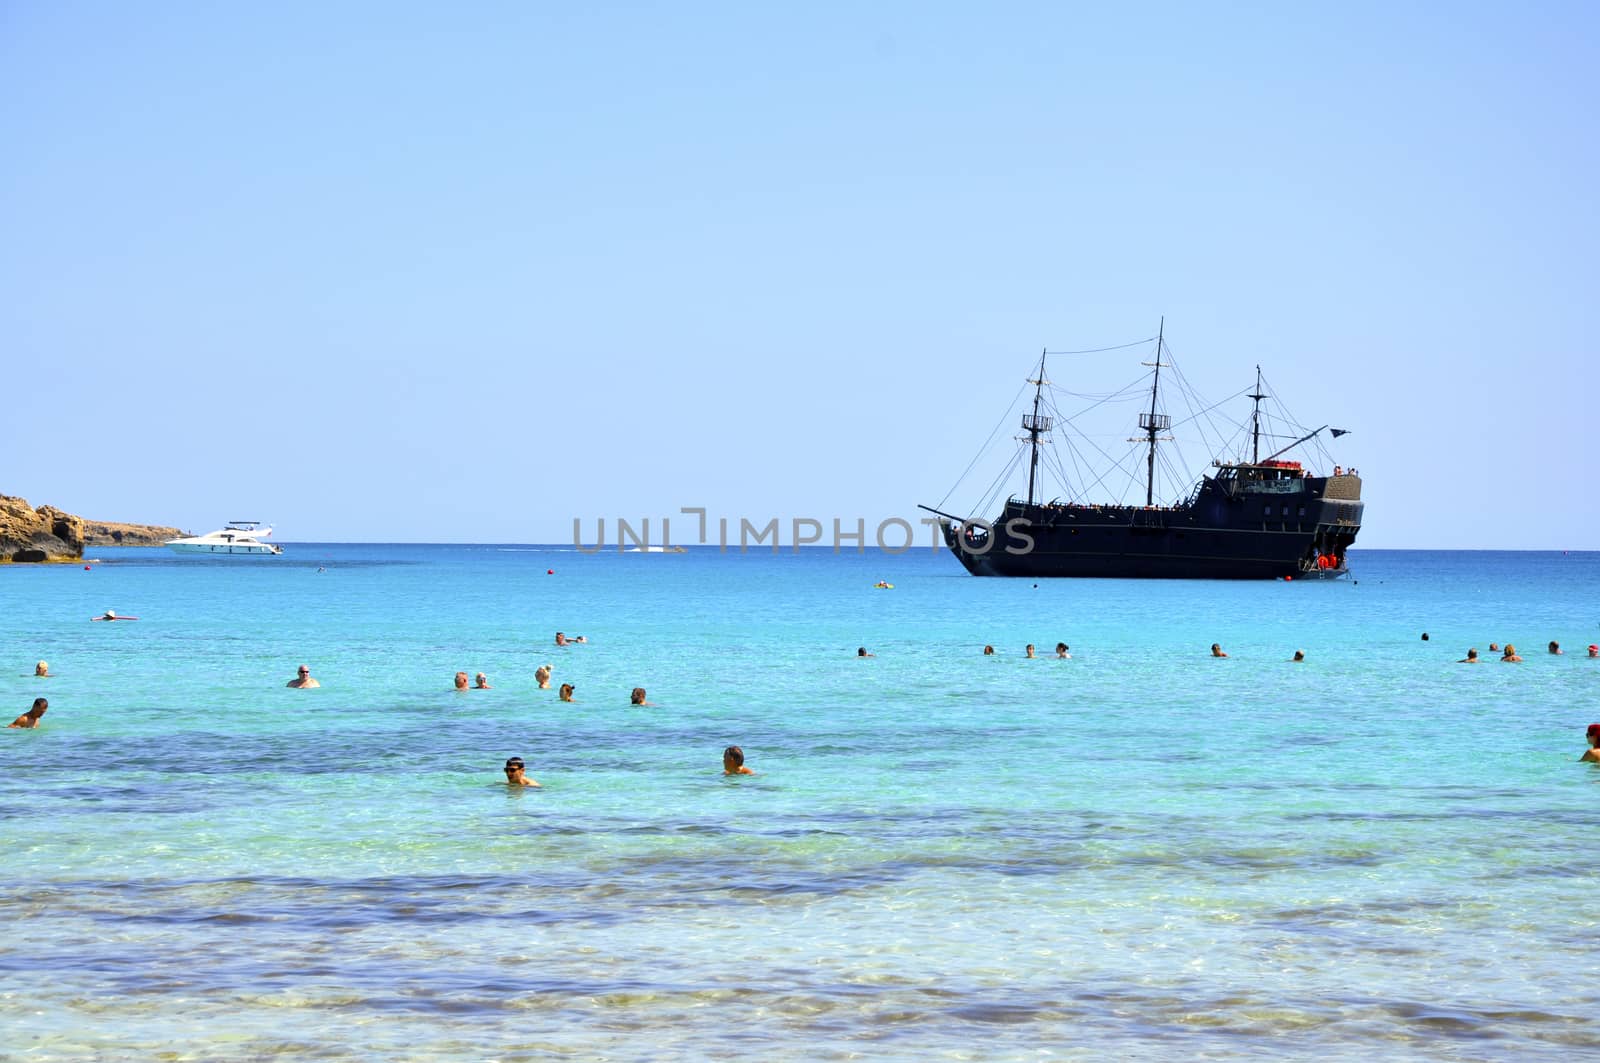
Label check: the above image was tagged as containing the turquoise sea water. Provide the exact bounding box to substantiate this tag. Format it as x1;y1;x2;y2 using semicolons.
3;545;1599;1060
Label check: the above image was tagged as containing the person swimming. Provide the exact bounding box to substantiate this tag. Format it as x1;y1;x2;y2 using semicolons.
555;632;587;646
1501;644;1523;662
286;665;320;688
630;687;655;706
1583;724;1600;763
474;672;492;689
34;661;49;677
454;671;470;690
503;756;540;787
1292;650;1305;662
8;698;47;729
723;745;754;775
1025;644;1036;659
559;683;575;703
1549;641;1563;655
1211;643;1228;658
1589;645;1599;659
534;664;553;689
857;647;874;657
1055;643;1071;659
1459;648;1480;663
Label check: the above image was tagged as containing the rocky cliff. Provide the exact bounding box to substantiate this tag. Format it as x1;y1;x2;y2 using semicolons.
1;495;184;561
82;518;187;547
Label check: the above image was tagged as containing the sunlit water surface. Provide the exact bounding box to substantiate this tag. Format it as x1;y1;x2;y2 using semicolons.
3;546;1599;1059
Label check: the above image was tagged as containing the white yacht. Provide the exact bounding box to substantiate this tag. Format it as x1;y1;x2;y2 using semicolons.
166;521;284;556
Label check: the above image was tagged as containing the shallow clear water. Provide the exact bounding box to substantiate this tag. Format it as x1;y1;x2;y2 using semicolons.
3;545;1599;1059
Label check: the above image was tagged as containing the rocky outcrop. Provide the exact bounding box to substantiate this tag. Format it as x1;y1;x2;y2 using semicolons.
1;495;183;561
82;518;186;547
1;496;85;561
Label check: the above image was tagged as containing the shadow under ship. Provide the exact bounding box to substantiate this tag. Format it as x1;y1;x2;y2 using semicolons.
920;327;1364;580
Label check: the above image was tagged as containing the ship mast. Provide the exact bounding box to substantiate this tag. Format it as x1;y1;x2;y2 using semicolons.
1138;319;1171;506
1248;365;1265;465
1022;349;1051;507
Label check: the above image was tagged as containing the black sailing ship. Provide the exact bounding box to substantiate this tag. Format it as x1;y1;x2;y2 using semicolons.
919;325;1364;579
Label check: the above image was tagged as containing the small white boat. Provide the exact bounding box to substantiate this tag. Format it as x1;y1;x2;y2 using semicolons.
166;521;284;556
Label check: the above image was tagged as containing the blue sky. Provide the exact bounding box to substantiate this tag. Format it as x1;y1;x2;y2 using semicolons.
3;2;1595;547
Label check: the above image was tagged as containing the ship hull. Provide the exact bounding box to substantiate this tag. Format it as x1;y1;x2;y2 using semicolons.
943;523;1345;579
939;472;1363;580
167;542;282;556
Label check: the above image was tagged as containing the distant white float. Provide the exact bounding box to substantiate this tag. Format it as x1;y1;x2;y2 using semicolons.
166;521;284;556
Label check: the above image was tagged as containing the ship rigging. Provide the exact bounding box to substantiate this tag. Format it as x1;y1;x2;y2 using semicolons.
919;325;1364;579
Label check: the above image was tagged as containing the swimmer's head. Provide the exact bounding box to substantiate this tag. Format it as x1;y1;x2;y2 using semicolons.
34;661;47;676
631;687;646;704
858;647;868;657
28;697;47;718
1588;724;1600;746
983;645;994;655
504;757;525;775
1292;650;1305;661
723;745;744;769
1055;643;1067;654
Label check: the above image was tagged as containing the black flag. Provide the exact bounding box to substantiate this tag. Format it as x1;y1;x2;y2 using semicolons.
1330;428;1350;438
